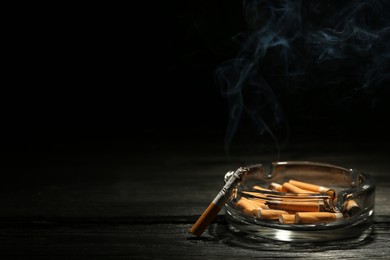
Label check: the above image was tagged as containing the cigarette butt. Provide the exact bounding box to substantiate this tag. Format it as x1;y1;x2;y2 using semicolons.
190;202;221;237
253;185;272;191
279;214;295;224
269;182;284;192
236;198;261;217
325;189;336;199
278;197;323;202
250;199;269;208
282;182;315;194
344;199;360;216
295;212;344;224
267;200;323;212
241;191;269;199
244;197;268;209
289;179;335;198
345;199;359;211
258;209;289;220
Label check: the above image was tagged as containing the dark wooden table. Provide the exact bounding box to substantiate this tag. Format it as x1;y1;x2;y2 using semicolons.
1;137;389;259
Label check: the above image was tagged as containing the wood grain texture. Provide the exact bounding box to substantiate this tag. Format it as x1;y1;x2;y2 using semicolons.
0;140;389;258
0;222;389;258
1;161;388;218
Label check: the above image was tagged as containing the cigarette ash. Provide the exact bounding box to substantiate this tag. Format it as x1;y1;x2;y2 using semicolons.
215;0;390;153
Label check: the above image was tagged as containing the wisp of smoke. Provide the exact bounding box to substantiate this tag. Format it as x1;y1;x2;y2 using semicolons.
216;0;390;154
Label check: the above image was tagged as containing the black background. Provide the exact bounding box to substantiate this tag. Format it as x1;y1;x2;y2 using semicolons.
3;1;390;161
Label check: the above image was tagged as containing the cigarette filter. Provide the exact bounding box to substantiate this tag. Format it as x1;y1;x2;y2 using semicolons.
282;182;315;194
237;197;268;209
241;191;269;200
295;212;344;224
253;185;272;192
258;209;289;220
279;214;295;224
267;200;323;212
249;198;269;208
289;179;336;198
236;198;260;217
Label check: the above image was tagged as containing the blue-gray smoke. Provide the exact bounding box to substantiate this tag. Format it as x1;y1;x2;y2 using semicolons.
216;0;390;153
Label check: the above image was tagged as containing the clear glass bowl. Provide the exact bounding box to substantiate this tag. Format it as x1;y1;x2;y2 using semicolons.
224;161;376;242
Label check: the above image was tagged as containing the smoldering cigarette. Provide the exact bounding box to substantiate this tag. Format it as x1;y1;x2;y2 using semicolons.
190;167;248;237
289;179;336;198
267;200;324;212
295;212;344;224
279;214;295;224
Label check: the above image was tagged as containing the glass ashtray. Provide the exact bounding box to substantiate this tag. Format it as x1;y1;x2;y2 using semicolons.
224;161;375;242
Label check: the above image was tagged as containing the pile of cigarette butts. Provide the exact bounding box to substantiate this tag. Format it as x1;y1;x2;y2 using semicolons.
236;179;359;225
190;167;360;237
